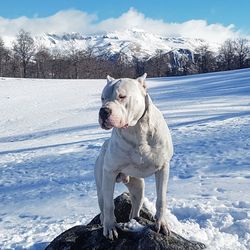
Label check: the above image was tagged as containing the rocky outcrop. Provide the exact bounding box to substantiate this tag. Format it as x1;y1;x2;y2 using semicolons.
46;193;206;250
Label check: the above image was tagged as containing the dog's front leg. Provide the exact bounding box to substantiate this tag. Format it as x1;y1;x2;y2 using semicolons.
102;168;118;240
155;162;171;236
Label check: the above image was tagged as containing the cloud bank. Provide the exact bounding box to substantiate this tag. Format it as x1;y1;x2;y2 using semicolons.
0;8;246;44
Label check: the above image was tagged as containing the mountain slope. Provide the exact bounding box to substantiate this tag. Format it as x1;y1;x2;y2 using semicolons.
34;29;219;61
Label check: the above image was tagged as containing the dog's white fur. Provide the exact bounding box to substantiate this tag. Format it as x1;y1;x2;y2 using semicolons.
95;74;173;240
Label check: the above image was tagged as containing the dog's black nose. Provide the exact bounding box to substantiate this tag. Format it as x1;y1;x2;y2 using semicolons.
99;107;111;120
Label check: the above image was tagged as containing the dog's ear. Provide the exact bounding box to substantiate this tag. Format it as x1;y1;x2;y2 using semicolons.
107;75;115;84
136;73;147;89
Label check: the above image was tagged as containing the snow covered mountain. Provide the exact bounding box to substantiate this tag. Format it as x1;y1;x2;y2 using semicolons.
34;29;219;62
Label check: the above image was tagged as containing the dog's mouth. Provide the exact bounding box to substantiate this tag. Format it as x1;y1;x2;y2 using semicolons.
99;118;112;130
101;122;128;130
99;117;128;130
101;121;113;130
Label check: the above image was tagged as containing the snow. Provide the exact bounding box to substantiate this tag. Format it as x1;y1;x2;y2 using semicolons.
118;219;144;232
0;68;250;249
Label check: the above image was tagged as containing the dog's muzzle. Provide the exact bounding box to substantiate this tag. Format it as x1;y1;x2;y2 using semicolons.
99;107;112;130
99;107;111;120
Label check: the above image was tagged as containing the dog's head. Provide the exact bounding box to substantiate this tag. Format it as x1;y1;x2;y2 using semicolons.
99;73;147;130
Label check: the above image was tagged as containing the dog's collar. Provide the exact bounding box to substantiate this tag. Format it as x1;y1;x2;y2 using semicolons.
139;94;149;121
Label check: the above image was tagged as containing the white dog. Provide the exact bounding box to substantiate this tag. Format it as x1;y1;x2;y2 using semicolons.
94;73;173;240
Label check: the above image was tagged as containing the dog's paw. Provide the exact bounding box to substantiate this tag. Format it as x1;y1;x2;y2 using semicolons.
155;217;171;236
103;221;118;240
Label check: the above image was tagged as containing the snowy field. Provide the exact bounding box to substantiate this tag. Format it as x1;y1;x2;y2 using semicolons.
0;69;250;250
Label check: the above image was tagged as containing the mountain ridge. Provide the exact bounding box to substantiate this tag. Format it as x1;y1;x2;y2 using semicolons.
33;29;219;62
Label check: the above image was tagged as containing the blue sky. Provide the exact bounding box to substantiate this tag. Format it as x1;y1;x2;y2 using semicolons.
0;0;249;43
1;0;249;33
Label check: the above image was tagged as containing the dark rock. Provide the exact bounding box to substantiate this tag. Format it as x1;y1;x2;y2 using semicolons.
89;192;154;225
46;192;206;250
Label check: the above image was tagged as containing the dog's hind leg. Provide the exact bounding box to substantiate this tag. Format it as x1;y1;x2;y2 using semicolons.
125;177;145;219
154;162;171;235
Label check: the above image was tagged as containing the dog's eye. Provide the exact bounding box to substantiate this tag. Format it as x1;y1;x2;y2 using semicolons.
101;97;104;101
119;95;126;99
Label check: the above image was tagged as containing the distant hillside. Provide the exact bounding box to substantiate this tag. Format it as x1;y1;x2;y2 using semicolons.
33;29;219;61
0;29;249;78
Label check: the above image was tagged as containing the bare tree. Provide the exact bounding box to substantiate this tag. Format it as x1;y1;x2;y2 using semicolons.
234;38;250;68
195;44;216;73
218;39;236;70
0;37;6;76
13;29;35;77
66;41;83;79
34;46;52;78
0;37;12;77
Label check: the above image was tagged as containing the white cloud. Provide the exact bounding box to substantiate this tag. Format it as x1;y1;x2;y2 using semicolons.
95;8;243;44
0;10;97;37
0;8;247;44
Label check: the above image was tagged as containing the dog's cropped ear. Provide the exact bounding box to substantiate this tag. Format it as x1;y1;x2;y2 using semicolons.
107;75;115;84
136;73;147;89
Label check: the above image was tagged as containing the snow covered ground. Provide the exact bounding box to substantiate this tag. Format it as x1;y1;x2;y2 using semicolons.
0;69;250;250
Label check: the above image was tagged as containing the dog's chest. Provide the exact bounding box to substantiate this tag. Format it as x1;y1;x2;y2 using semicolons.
120;149;163;178
111;129;165;177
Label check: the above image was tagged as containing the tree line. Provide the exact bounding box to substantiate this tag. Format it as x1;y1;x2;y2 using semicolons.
0;29;249;79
